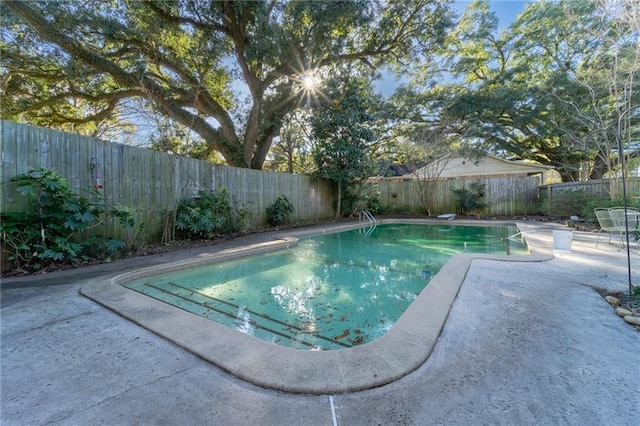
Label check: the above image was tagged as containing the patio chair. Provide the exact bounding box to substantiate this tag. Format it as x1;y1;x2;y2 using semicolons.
594;208;617;246
608;207;640;247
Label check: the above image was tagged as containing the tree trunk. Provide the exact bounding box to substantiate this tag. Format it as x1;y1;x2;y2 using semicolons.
335;181;342;220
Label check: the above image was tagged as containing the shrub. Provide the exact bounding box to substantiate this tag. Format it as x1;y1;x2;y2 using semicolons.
174;188;247;239
365;185;387;215
543;190;639;220
633;283;640;300
541;189;589;218
339;187;361;217
266;195;295;226
366;195;387;215
1;168;133;271
580;196;628;220
451;182;486;215
337;182;378;218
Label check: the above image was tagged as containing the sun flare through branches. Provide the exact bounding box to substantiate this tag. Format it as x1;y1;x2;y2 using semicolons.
301;71;320;91
293;69;328;107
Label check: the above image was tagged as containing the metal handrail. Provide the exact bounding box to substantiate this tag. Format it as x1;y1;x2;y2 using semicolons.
359;210;377;236
359;210;376;224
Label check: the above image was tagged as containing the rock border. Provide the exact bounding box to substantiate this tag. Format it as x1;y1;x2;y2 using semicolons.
602;289;640;329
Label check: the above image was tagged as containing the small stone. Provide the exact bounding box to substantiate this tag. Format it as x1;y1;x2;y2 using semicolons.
606;289;620;296
623;316;640;326
616;307;633;317
605;296;620;306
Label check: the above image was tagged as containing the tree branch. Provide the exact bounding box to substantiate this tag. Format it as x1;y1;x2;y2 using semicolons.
4;0;245;165
141;0;230;35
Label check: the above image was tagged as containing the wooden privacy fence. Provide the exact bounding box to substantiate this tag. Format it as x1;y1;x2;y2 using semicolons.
1;121;336;242
366;175;543;216
539;178;640;213
6;120;600;248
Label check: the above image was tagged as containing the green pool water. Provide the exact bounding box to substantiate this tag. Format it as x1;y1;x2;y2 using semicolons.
124;223;527;350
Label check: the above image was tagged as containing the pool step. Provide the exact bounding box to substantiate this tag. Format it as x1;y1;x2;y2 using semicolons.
129;281;352;349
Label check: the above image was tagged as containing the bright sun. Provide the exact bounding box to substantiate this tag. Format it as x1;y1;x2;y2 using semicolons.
301;71;320;91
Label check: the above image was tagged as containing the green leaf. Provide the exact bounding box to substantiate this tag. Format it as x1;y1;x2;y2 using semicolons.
39;249;65;261
73;211;95;223
104;239;126;253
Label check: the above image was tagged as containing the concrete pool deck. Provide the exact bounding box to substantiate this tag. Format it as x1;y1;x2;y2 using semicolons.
2;219;639;425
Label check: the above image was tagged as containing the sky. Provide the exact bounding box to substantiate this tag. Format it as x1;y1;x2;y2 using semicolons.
375;0;531;97
458;0;531;29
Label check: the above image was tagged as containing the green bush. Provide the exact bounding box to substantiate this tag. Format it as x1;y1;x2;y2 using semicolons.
266;195;295;226
1;168;134;271
365;186;387;215
541;189;590;218
633;283;640;300
543;190;639;219
366;195;387;215
339;187;361;217
174;188;247;239
580;196;628;219
451;182;486;215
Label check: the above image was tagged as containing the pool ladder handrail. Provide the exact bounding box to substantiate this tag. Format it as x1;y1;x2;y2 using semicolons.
359;210;376;224
359;210;377;236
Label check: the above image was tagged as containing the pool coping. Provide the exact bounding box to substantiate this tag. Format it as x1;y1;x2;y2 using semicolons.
80;219;553;394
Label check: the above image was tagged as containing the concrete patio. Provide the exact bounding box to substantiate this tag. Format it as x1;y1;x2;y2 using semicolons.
2;221;639;425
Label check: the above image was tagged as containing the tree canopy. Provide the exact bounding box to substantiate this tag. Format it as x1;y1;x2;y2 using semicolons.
1;0;453;169
394;0;640;182
311;74;379;218
4;0;638;182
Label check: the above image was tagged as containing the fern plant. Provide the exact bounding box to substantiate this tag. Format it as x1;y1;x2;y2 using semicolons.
451;182;486;215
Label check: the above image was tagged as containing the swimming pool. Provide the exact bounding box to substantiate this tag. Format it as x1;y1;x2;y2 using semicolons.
122;223;527;350
81;219;550;393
